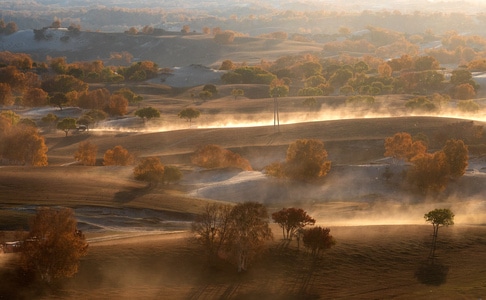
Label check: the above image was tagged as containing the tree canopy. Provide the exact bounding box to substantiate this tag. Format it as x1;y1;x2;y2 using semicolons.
272;207;315;240
20;207;88;282
135;106;160;122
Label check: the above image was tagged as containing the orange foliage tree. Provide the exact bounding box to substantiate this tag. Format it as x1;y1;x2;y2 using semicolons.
74;141;98;166
285;139;331;181
442;139;468;178
133;157;165;184
103;145;134;166
1;123;48;166
191;144;252;171
105;94;128;116
384;132;427;162
20;207;88;282
22;87;48;107
408;151;450;193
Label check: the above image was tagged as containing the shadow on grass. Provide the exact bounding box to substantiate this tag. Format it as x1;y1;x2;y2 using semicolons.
415;260;449;286
113;184;153;203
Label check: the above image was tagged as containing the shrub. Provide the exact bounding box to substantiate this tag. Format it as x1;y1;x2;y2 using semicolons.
191;144;252;171
103;145;134;166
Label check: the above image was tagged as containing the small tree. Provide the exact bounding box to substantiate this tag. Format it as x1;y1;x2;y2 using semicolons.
191;203;232;265
103;145;134;166
133;157;165;185
163;165;183;184
74;141;98;166
424;209;454;261
203;84;218;95
57;118;77;137
269;79;289;132
178;107;201;125
191;144;252;171
49;93;69;110
231;88;244;100
199;90;212;101
442;139;468;178
302;227;336;257
272;208;315;240
20;207;88;283
384;132;427;162
285;139;332;181
135;106;160;123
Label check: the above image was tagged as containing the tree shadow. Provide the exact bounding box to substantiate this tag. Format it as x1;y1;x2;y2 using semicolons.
414;260;449;286
113;185;152;203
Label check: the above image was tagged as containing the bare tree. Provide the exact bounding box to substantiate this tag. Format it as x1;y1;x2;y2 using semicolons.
191;203;232;265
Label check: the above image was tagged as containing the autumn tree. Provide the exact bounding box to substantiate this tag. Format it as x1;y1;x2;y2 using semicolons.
408;152;450;193
41;113;58;132
105;94;128;116
272;208;315;240
0;83;13;106
191;203;232;265
133;157;165;184
114;87;143;105
178;107;201;124
424;208;454;261
457;100;480;113
384;132;427;162
225;202;273;272
285;139;331;181
135;106;160;122
22;88;48;107
1;124;48;166
442;139;468;178
20;207;88;282
191;144;252;171
302;227;336;257
103;145;134;166
452;83;476;100
57;118;77;137
74;141;98;166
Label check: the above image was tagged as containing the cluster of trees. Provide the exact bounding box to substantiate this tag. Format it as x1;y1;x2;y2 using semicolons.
265;139;331;181
72;142;134;167
133;157;182;185
0;19;18;35
384;132;469;193
192;203;335;272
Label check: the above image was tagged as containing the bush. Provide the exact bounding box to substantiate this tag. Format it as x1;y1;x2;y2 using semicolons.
103;145;134;166
191;144;252;171
74;141;98;166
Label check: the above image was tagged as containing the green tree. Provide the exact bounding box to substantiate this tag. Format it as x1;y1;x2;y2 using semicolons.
57;118;77;137
408;152;450;193
231;88;244;100
41;113;59;132
269;79;289;132
203;84;218;95
20;207;88;282
272;208;315;240
135;106;160;122
178;107;201;124
49;93;69;110
163;165;183;184
199;90;212;101
424;208;454;261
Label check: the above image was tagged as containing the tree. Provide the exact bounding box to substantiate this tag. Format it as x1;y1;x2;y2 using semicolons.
178;107;201;124
285;139;332;181
135;106;160;122
452;83;476;100
414;55;440;71
272;208;315;240
408;152;450;193
384;132;427;162
57;118;77;137
103;145;134;166
0;83;13;106
269;79;289;132
114;87;143;105
231;88;244;100
191;203;232;265
133;157;165;184
77;115;94;131
22;88;48;107
74;141;98;166
41;113;59;132
191;144;252;171
302;227;336;257
442;139;468;178
457;100;480;113
50;93;69;110
20;207;88;282
105;94;128;116
1;124;48;166
198;90;212;101
163;165;183;184
220;60;234;70
203;84;218;95
424;208;454;261
225;202;273;272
